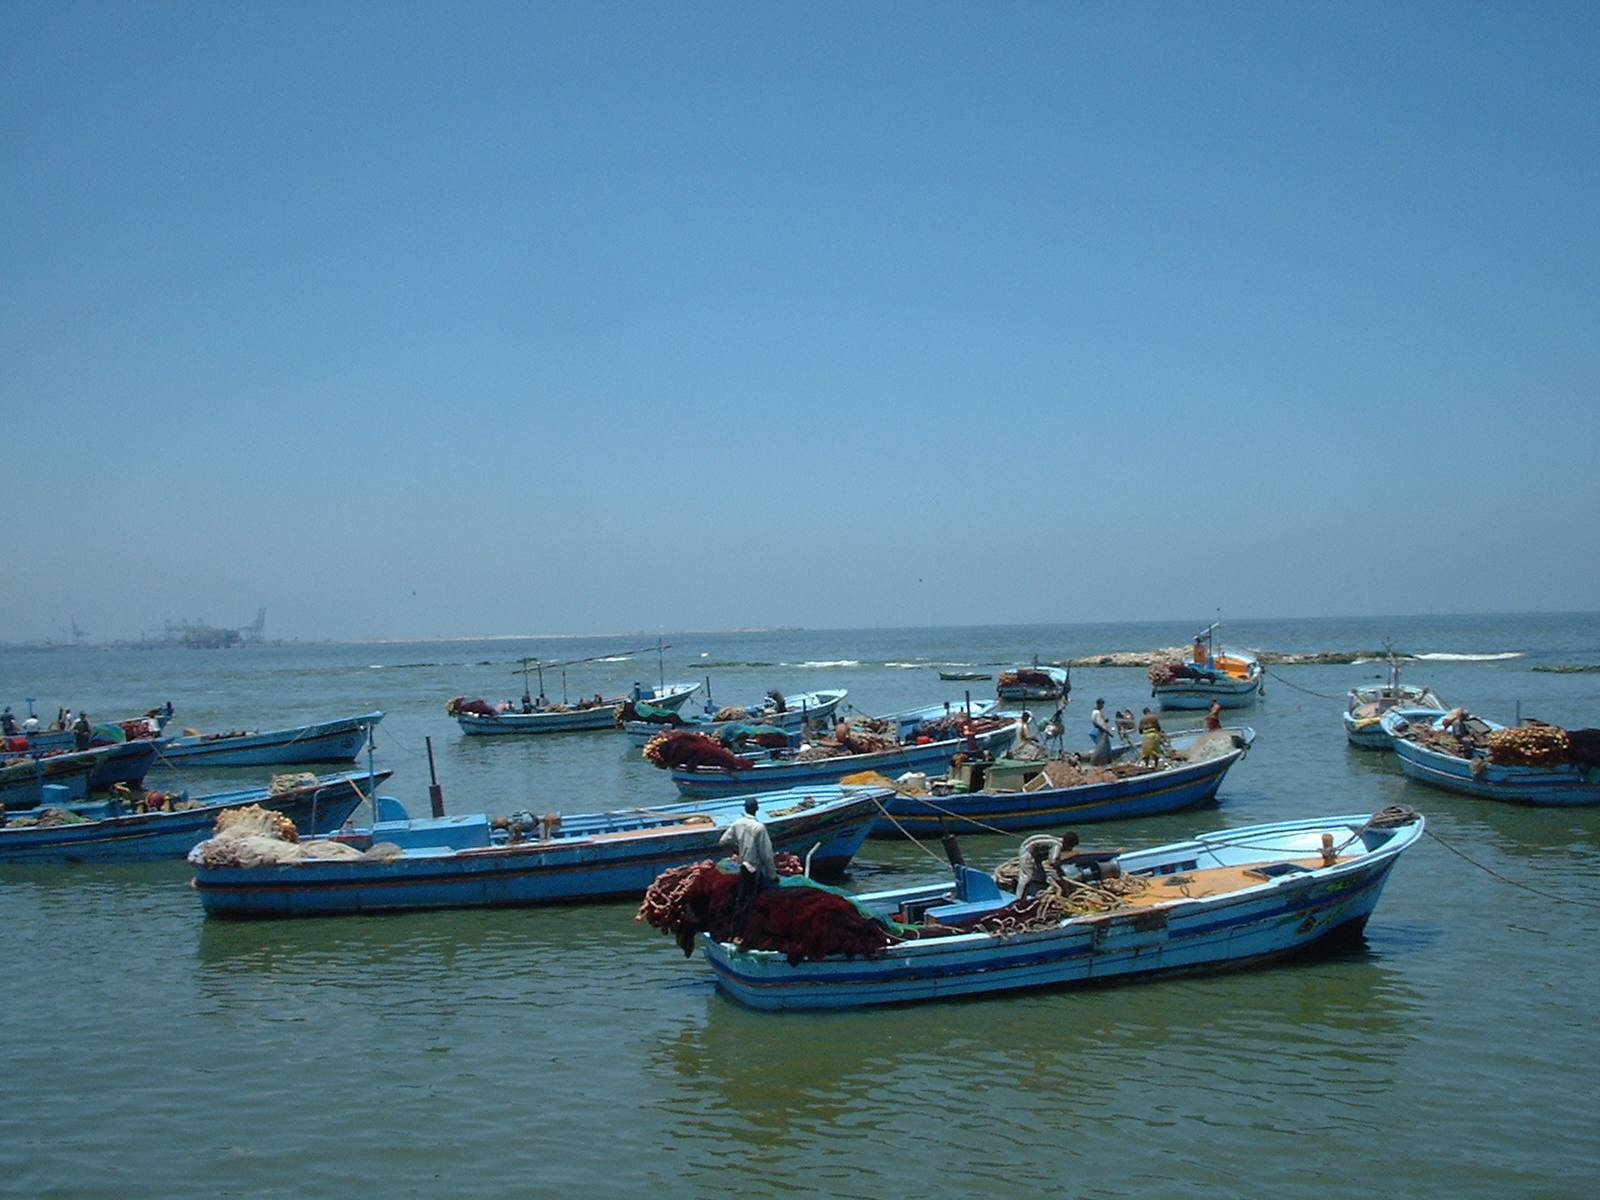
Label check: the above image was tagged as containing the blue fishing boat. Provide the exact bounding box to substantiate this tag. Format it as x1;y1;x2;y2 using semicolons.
689;809;1423;1009
666;718;1019;799
622;688;848;746
996;664;1069;702
0;770;387;864
188;785;886;918
875;728;1254;835
151;712;384;768
1342;651;1446;748
1384;711;1600;806
451;682;699;735
1149;622;1262;710
0;741;159;809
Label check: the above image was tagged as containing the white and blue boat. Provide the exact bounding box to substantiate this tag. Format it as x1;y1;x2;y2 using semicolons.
0;741;160;809
452;682;698;736
877;727;1254;836
1384;711;1600;806
188;784;886;918
1149;622;1262;711
996;665;1069;702
1343;653;1446;748
622;688;847;746
694;809;1423;1009
667;718;1018;799
0;770;386;864
151;713;384;768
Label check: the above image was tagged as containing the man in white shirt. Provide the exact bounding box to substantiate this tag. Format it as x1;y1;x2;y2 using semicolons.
719;797;778;885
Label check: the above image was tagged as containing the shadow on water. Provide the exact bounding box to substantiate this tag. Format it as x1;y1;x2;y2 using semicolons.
644;944;1425;1153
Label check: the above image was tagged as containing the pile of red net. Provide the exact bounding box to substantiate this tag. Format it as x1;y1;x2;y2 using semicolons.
445;696;496;717
637;859;892;965
642;731;753;771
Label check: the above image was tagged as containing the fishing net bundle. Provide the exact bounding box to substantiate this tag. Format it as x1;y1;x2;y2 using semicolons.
1487;725;1570;767
445;697;496;718
613;700;687;728
192;803;393;867
637;858;893;965
642;731;753;771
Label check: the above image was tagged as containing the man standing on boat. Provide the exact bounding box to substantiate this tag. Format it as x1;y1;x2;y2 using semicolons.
721;797;778;932
1205;699;1223;731
1138;708;1163;766
72;711;92;751
1090;699;1115;764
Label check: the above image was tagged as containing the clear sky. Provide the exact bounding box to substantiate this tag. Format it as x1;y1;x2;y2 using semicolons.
2;2;1596;643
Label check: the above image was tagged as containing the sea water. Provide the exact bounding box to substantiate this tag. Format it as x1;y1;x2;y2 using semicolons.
2;613;1598;1198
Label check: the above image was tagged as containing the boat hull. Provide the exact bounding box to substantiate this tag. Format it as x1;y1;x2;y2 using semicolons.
670;724;1017;799
702;813;1420;1009
623;691;846;746
1392;737;1600;806
152;714;383;767
0;773;379;864
1153;674;1261;710
190;789;883;917
876;744;1248;836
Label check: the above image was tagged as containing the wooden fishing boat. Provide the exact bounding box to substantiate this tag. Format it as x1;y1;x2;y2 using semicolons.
667;719;1018;799
0;770;388;864
996;665;1069;701
1149;622;1261;710
452;682;698;735
1384;712;1600;806
622;689;847;746
938;670;993;682
188;784;886;918
874;727;1254;835
1343;654;1446;748
0;741;159;809
151;712;384;768
691;809;1423;1009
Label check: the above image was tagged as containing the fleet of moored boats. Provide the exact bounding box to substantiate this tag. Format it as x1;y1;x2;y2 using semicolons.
4;633;1593;1008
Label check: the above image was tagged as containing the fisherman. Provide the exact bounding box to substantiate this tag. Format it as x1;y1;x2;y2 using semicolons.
1205;698;1223;731
0;707;15;737
72;711;92;751
720;797;778;931
1090;699;1114;764
1014;831;1081;899
723;800;777;883
1138;707;1163;766
21;713;40;734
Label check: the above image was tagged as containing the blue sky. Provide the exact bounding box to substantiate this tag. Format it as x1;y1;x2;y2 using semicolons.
2;2;1596;642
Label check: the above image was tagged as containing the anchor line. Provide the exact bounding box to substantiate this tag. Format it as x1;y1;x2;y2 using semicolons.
1424;828;1600;910
1261;667;1346;702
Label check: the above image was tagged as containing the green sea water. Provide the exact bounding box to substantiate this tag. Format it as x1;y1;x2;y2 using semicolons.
3;614;1598;1199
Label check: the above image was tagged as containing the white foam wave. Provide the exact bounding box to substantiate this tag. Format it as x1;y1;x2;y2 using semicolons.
884;662;928;669
593;655;633;662
783;660;860;669
1413;652;1524;662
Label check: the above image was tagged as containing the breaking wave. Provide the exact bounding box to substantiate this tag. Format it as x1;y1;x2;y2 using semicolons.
1413;652;1524;662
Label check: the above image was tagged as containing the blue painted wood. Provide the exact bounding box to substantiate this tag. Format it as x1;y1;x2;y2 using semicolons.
1153;651;1262;710
1;741;157;809
698;812;1423;1009
456;684;699;736
623;690;848;746
189;785;886;918
151;713;384;767
668;722;1018;799
0;770;386;863
874;729;1254;835
1384;712;1600;806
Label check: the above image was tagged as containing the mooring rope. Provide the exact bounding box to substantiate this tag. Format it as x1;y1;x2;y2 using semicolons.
1261;667;1347;702
1424;827;1600;910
